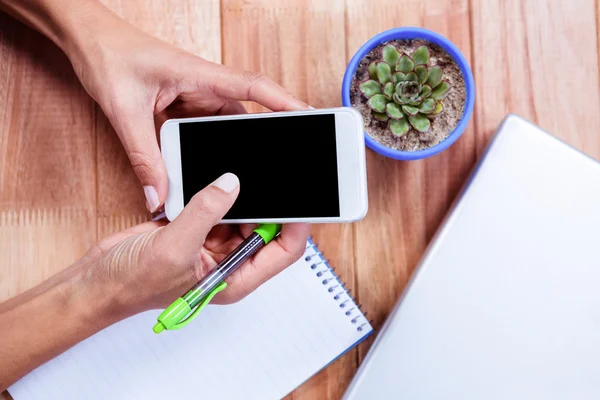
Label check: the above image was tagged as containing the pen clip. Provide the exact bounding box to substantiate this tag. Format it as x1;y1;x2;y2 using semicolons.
153;281;227;333
171;226;277;330
171;281;227;330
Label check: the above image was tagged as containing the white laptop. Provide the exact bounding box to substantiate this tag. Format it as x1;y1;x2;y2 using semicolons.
343;115;600;400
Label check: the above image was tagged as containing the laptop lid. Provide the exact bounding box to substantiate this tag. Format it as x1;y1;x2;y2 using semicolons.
343;115;600;400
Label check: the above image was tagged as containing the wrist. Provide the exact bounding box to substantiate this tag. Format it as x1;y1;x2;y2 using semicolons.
28;259;129;335
0;0;116;56
52;1;128;65
0;259;122;387
63;260;129;328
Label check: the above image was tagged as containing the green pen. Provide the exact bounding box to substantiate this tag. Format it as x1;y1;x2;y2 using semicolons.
153;223;282;334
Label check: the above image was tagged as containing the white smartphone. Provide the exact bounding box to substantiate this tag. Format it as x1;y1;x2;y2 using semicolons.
160;107;368;223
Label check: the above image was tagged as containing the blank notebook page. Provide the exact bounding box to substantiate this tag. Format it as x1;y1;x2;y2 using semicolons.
10;240;372;400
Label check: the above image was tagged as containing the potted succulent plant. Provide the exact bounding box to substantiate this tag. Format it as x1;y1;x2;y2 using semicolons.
342;27;475;160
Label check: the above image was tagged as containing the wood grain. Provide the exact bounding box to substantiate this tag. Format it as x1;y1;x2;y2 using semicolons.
0;17;97;212
345;0;478;364
0;15;97;295
101;0;222;62
0;209;95;301
0;16;98;399
220;1;357;398
471;0;600;158
1;0;600;398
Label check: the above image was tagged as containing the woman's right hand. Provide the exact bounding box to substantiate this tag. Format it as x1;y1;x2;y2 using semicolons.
82;173;311;320
0;173;310;388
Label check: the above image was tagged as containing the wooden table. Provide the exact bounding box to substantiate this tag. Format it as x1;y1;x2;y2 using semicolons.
1;0;599;398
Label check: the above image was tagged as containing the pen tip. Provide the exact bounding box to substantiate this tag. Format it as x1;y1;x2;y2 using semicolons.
153;322;165;334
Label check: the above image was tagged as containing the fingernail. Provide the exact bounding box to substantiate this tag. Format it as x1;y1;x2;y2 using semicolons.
213;173;239;193
308;106;315;109
143;186;160;212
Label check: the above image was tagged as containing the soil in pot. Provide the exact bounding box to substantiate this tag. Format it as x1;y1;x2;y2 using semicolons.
350;39;466;152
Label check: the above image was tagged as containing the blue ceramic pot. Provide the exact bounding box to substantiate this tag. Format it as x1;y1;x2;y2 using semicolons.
342;27;475;160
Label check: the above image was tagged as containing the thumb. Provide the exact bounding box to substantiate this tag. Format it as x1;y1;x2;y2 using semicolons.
111;111;168;213
162;173;240;250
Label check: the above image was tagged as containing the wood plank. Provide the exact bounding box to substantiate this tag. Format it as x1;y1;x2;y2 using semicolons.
95;0;222;229
220;1;354;398
471;0;600;158
0;209;95;302
0;17;97;398
101;0;222;62
2;1;596;399
345;0;477;365
0;15;97;293
0;16;97;211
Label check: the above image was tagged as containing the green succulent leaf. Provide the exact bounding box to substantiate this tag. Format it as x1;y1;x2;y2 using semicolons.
372;112;389;122
412;46;430;66
386;103;404;120
426;66;443;88
408;97;422;106
396;54;414;73
432;101;444;115
359;80;382;99
390;118;410;137
382;45;400;68
420;84;432;98
383;82;394;100
419;98;435;114
376;62;392;85
408;113;431;133
396;81;421;99
392;92;404;105
414;65;428;84
404;72;418;82
430;81;451;100
367;94;389;113
368;62;378;80
392;72;406;85
401;105;419;116
395;82;402;96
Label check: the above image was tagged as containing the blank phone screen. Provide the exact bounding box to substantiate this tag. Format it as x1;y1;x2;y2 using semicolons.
179;114;340;219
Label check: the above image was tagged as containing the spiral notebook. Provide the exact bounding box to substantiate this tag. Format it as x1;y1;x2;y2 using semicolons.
9;239;372;400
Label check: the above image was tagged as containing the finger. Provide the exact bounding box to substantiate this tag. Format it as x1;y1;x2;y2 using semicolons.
251;223;311;275
215;223;311;303
109;108;168;213
217;100;247;116
238;223;258;238
202;224;255;261
204;224;237;252
205;64;310;111
205;223;268;256
161;173;240;251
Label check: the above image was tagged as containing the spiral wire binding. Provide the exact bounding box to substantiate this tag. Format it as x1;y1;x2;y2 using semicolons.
305;238;371;333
